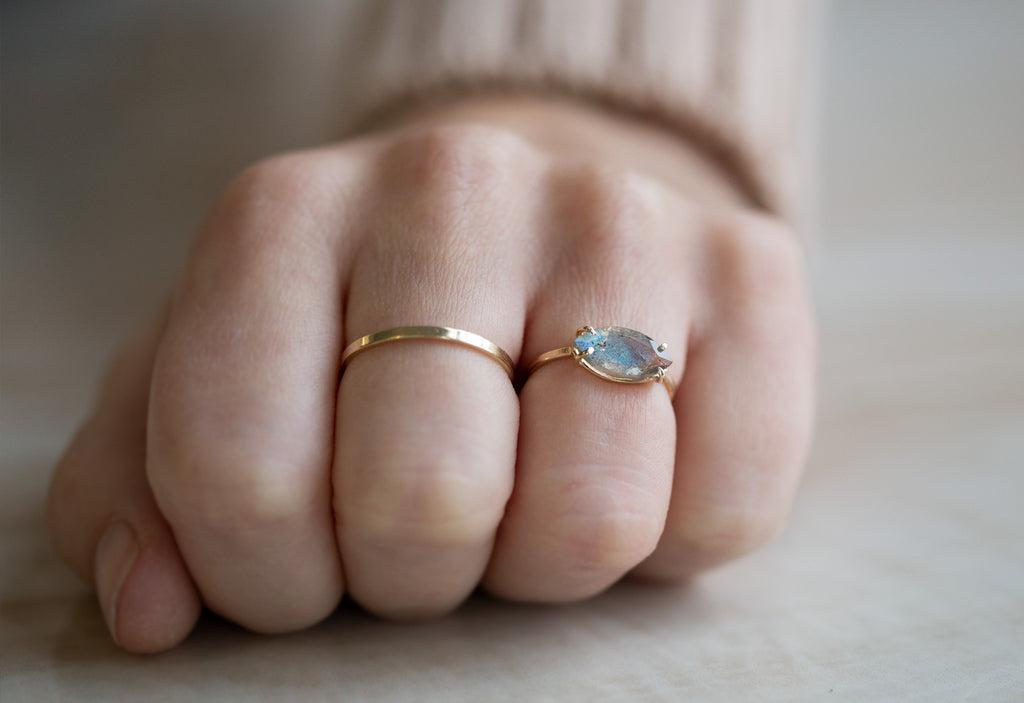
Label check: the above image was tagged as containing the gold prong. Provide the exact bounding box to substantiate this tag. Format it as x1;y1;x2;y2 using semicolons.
655;367;666;382
657;342;668;352
576;325;596;337
574;346;594;363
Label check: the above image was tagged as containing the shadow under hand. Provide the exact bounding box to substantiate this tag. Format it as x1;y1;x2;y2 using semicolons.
46;580;706;699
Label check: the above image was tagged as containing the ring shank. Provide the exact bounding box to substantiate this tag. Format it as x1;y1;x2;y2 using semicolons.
526;347;574;375
340;326;515;380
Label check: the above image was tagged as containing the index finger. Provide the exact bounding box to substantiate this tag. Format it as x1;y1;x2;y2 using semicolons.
147;152;358;631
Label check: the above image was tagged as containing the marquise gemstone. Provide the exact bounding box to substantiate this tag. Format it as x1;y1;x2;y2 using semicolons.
572;326;672;382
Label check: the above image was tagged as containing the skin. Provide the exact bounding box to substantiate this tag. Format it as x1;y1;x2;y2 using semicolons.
47;95;816;653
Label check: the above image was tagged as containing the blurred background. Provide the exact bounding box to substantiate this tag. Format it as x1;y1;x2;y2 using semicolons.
2;1;1022;698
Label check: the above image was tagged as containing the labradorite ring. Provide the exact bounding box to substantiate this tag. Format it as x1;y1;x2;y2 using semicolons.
527;325;675;398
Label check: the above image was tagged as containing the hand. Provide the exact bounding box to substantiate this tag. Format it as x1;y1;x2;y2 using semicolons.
48;96;815;653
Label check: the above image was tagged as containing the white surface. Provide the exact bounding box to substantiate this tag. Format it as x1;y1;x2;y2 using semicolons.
2;1;1023;700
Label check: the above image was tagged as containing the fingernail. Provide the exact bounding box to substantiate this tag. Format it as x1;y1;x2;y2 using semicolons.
95;521;139;645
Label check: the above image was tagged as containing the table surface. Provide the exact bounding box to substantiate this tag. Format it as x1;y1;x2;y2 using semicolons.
3;2;1023;700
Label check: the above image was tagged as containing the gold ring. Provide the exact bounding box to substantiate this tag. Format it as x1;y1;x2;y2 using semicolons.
341;326;515;380
528;325;675;398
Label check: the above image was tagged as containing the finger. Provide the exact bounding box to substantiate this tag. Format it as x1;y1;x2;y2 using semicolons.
484;167;688;602
334;126;536;617
147;153;354;632
633;216;816;580
48;307;201;653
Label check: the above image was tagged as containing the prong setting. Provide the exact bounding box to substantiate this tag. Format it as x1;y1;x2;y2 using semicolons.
572;345;595;363
529;325;675;399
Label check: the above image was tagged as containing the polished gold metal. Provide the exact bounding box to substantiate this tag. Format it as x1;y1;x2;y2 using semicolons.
527;325;675;398
340;326;514;380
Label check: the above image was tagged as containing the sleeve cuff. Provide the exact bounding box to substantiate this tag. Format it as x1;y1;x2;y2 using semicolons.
338;0;820;225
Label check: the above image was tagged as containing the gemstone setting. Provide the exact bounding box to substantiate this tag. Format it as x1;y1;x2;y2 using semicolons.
572;326;672;384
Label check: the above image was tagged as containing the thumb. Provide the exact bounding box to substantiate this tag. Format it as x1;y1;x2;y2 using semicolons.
48;306;201;653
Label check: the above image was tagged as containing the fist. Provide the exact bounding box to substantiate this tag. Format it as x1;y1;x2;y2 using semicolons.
49;101;815;653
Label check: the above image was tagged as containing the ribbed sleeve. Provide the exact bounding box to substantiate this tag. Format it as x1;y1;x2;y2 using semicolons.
337;0;818;222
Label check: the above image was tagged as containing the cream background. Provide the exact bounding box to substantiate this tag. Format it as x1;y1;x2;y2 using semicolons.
2;1;1023;700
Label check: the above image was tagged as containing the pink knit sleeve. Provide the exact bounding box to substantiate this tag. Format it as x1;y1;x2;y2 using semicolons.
335;0;820;223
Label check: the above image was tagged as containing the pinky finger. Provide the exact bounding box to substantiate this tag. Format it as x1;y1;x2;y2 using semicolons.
48;307;201;653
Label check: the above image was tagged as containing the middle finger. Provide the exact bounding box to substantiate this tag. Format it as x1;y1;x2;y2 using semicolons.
334;126;541;618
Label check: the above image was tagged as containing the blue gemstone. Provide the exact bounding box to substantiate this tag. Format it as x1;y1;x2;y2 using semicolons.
573;326;671;381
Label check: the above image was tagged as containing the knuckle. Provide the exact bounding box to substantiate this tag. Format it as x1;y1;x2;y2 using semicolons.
549;484;664;578
709;212;806;308
669;505;785;566
207;152;342;254
341;451;508;549
228;153;334;216
148;449;317;537
566;165;667;259
391;123;532;198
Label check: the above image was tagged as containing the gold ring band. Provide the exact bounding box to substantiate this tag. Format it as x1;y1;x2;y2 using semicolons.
527;325;675;398
340;326;515;380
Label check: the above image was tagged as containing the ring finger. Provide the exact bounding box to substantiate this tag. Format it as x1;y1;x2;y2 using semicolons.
485;168;691;601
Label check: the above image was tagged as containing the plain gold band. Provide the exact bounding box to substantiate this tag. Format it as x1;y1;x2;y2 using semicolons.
527;346;676;398
340;326;515;380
